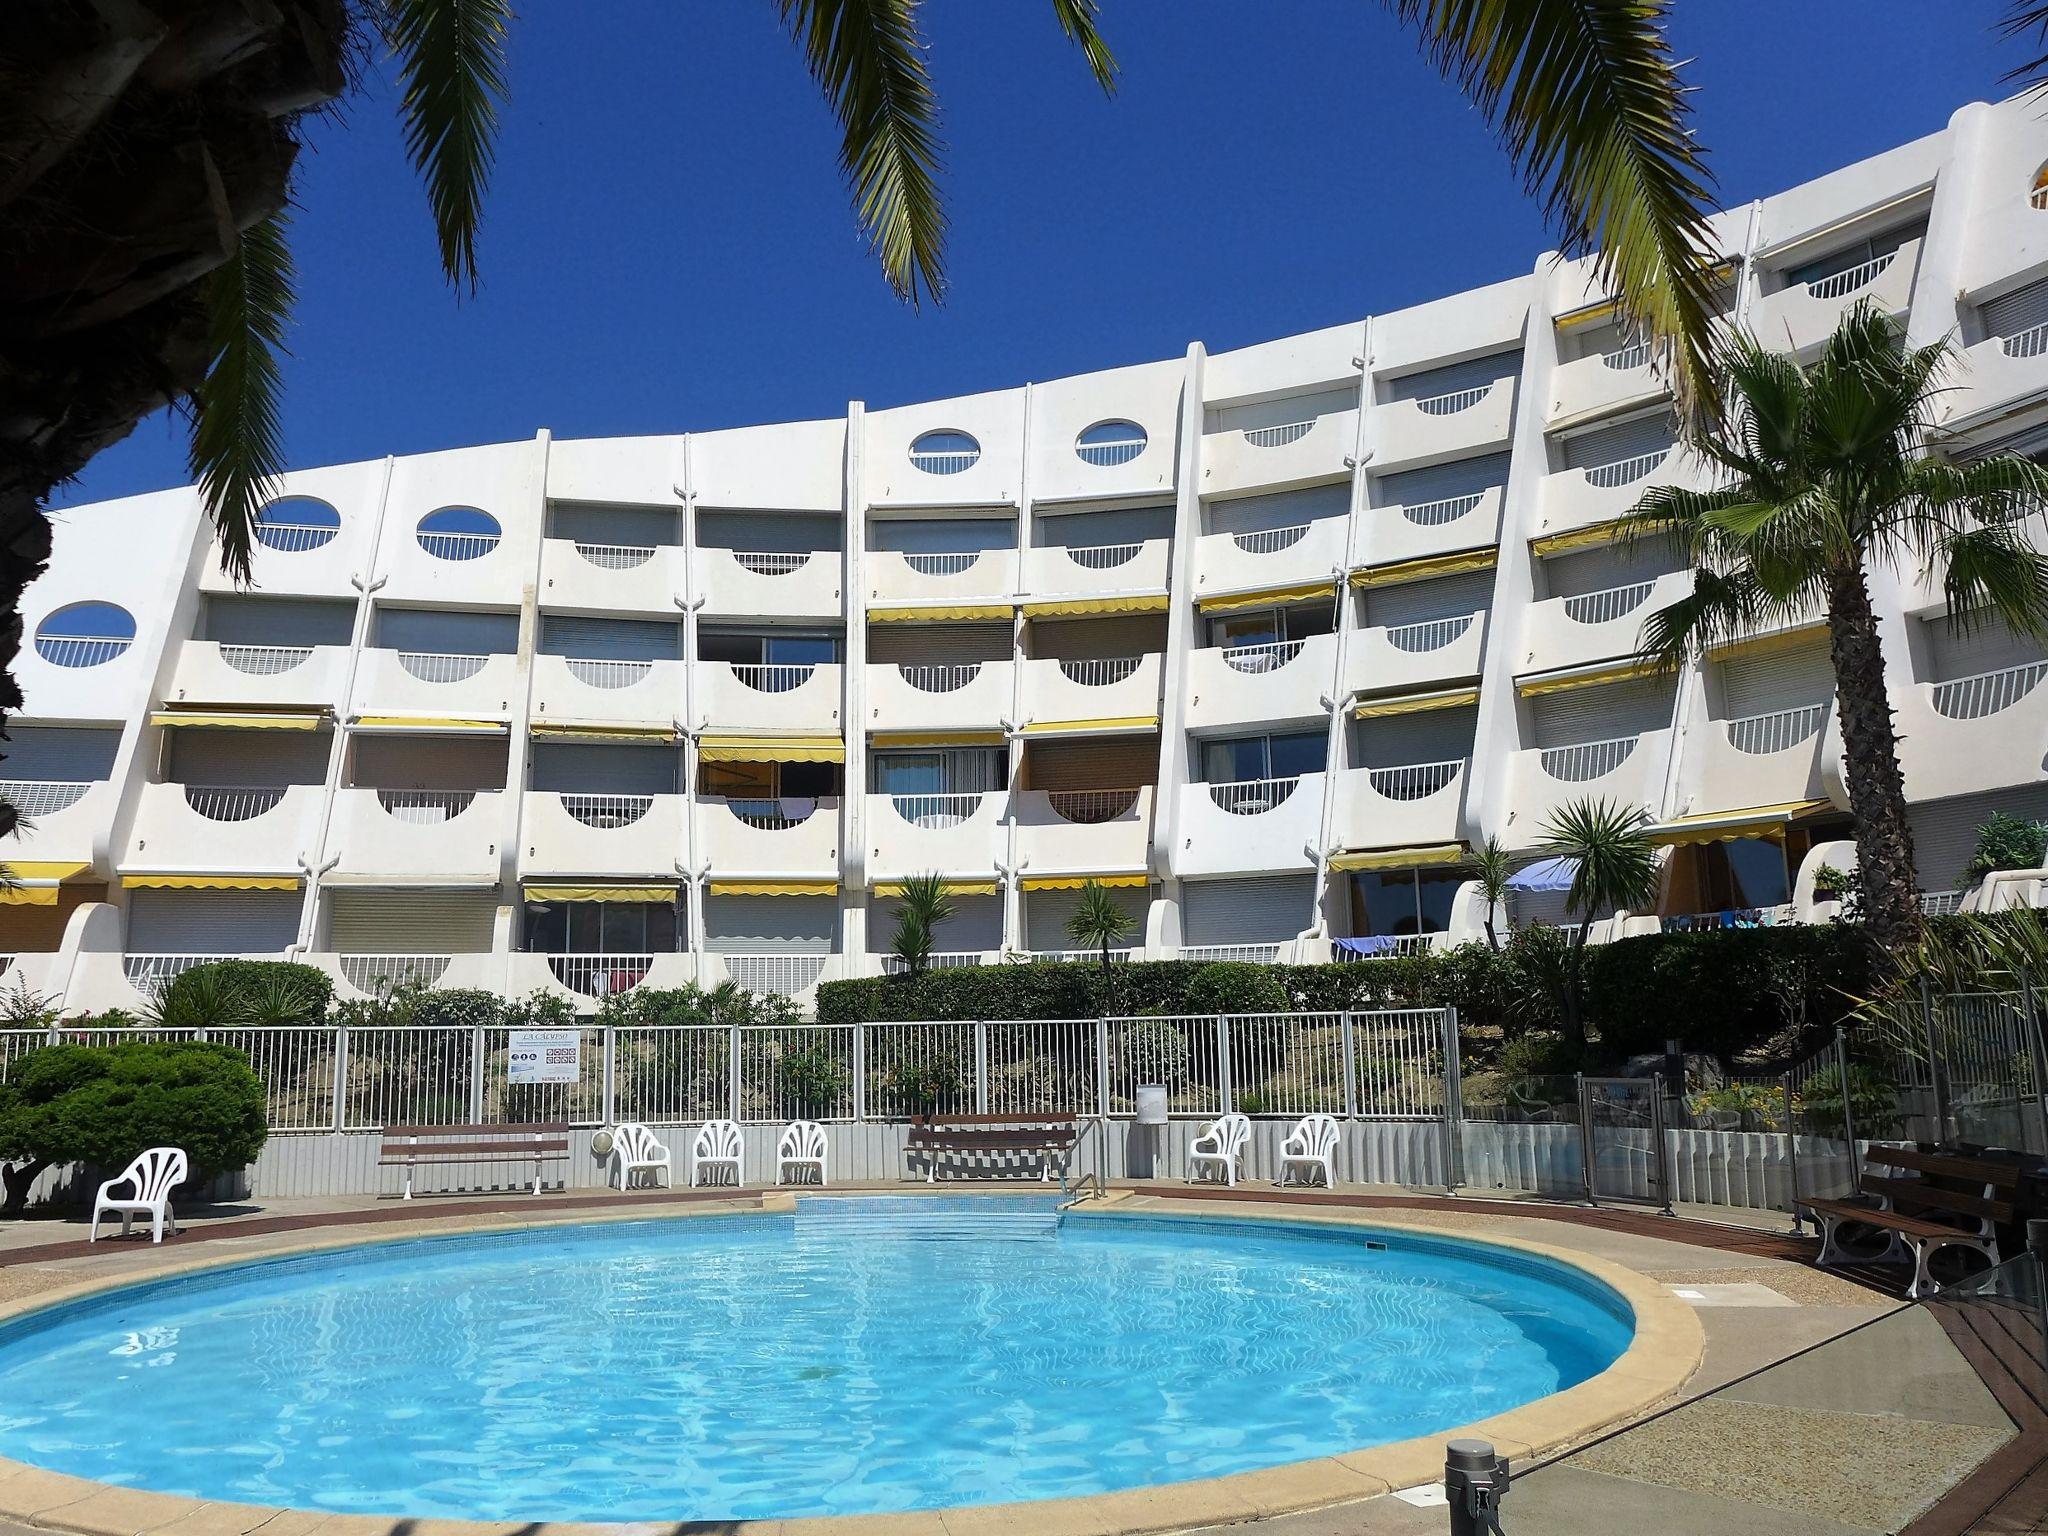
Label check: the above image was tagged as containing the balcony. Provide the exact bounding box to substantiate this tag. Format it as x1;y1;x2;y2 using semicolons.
1519;572;1689;676
522;791;685;877
1692;705;1828;810
129;781;321;869
354;647;520;717
1946;325;2048;425
1175;772;1324;878
1547;342;1661;427
1346;611;1486;695
697;661;842;733
1532;447;1708;546
1185;634;1334;730
1332;761;1466;850
1018;653;1162;726
1751;239;1921;355
864;790;1006;880
167;641;350;712
1013;786;1154;877
864;659;1010;734
328;786;505;881
1511;729;1671;828
1020;537;1171;601
531;654;683;725
705;951;831;998
1364;487;1504;569
0;778;114;865
1364;380;1514;472
507;950;697;1005
1191;516;1348;601
1895;660;2048;802
698;547;842;619
866;549;1017;610
699;796;840;875
1201;409;1358;497
538;537;678;615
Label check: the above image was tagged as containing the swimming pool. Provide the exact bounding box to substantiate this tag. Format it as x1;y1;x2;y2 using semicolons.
0;1197;1633;1521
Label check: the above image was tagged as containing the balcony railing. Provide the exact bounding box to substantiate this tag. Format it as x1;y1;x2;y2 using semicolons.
730;662;816;693
1046;787;1141;824
1207;776;1300;815
219;644;314;675
397;650;488;683
123;954;231;994
1058;656;1140;687
376;788;476;823
902;551;980;576
417;530;500;561
1803;249;1898;301
565;657;653;690
1726;704;1825;755
574;542;655;570
1029;948;1135;964
908;448;980;474
36;634;131;668
1537;736;1638;782
339;954;454;993
1075;436;1147;468
732;551;812;576
546;953;651;997
1582;449;1668;489
1398;492;1483;527
1243;420;1315;448
1063;540;1141;569
723;953;827;996
1366;759;1463;802
725;797;823;830
2001;321;2048;360
1221;639;1304;674
253;521;337;553
1562;580;1655;626
898;662;981;693
1384;614;1474;653
881;951;985;974
183;783;288;822
1412;382;1492;415
1231;523;1309;554
1600;340;1653;371
560;793;653;829
1932;659;2048;720
1182;942;1281;962
0;779;93;816
888;791;985;828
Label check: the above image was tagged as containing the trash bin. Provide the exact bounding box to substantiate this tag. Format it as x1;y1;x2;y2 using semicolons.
1136;1084;1168;1179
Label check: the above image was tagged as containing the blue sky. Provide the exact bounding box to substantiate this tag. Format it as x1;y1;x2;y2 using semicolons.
60;0;2016;507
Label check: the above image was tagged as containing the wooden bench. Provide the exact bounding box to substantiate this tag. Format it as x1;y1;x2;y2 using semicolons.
378;1122;571;1200
1800;1145;2019;1297
906;1113;1081;1190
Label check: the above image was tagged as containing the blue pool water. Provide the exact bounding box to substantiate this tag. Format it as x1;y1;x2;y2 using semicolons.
0;1198;1632;1520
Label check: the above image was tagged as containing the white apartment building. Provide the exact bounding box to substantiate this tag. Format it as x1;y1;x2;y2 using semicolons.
10;95;2048;1012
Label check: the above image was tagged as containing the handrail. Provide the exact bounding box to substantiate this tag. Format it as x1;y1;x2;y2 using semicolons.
896;662;981;693
1076;437;1146;468
1207;776;1300;815
1058;656;1140;687
559;793;654;829
1062;540;1141;569
730;661;817;693
375;788;477;822
881;951;986;974
1725;704;1825;755
218;643;314;675
1382;614;1473;653
416;530;500;561
546;953;653;998
908;449;980;474
1599;339;1653;371
1397;492;1483;527
902;551;980;576
573;542;656;570
564;656;655;690
34;635;131;668
1411;382;1492;415
183;783;289;822
2001;321;2048;360
1931;659;2048;720
1045;787;1141;824
1803;248;1898;300
123;954;233;994
1365;759;1464;802
253;521;338;553
1220;639;1304;674
1537;736;1638;782
396;650;489;683
1581;449;1669;489
0;779;93;816
1561;580;1655;626
731;551;811;576
1231;523;1310;554
338;955;453;993
889;790;986;827
721;953;827;995
1243;420;1315;448
720;796;824;831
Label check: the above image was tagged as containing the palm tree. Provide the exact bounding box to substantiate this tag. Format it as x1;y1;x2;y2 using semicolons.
1473;834;1511;951
1538;797;1659;1046
889;872;954;980
1627;304;2048;952
1064;879;1133;972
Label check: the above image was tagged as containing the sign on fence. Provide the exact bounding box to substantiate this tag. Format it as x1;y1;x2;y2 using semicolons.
507;1028;580;1086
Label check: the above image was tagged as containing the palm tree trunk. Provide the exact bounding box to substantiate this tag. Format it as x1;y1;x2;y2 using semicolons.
1824;565;1924;951
1562;919;1593;1046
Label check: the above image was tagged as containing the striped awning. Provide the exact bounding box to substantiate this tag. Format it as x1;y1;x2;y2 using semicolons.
870;729;1006;748
1019;872;1149;892
710;879;838;897
350;715;509;734
1328;843;1466;873
868;603;1016;623
1021;593;1169;619
1515;658;1660;697
697;735;845;763
1017;715;1158;738
1646;800;1834;847
872;879;998;898
1354;686;1480;719
120;873;302;891
151;709;324;731
1196;580;1335;615
523;883;678;903
1350;547;1498;588
530;721;677;744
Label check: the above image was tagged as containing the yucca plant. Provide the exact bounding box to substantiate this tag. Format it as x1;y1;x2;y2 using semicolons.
1064;879;1134;972
889;872;955;980
1474;834;1512;951
1537;797;1660;1044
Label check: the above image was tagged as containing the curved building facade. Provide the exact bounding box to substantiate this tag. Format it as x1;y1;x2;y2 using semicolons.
13;95;2048;1010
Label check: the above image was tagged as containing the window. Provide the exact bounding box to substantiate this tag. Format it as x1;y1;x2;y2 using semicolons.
700;759;841;801
697;630;841;666
909;429;981;474
1075;420;1147;467
2033;163;2048;211
34;601;135;668
1781;221;1924;292
1201;731;1323;783
871;749;1007;795
254;496;341;552
523;900;679;954
1348;868;1465;937
416;506;502;561
1208;603;1335;651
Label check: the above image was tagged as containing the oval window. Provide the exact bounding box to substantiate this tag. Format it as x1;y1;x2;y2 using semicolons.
1076;420;1147;467
417;506;502;561
254;495;341;553
35;601;136;668
908;429;981;475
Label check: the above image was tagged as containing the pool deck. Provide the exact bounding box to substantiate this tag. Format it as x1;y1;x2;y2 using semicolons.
0;1182;2026;1535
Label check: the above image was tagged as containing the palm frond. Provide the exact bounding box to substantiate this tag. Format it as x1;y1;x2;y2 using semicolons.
383;0;511;292
1049;0;1119;93
1537;796;1659;926
1636;562;1760;671
1386;0;1721;414
189;208;296;585
779;0;946;307
1939;522;2048;643
2001;0;2048;91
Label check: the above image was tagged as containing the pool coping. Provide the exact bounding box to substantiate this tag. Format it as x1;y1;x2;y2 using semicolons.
0;1190;1705;1536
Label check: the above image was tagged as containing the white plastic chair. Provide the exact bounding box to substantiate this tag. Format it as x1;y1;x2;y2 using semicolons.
1188;1112;1251;1187
776;1120;828;1186
609;1122;672;1189
1279;1112;1340;1189
90;1147;188;1243
690;1119;744;1187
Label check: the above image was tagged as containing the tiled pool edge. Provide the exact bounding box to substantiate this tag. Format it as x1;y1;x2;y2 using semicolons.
0;1193;1704;1536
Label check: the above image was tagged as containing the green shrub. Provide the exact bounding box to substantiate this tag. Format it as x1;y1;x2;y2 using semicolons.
776;1047;848;1117
1183;962;1288;1016
0;1040;268;1212
1495;1031;1583;1080
155;960;332;1028
409;988;506;1032
1963;811;2048;883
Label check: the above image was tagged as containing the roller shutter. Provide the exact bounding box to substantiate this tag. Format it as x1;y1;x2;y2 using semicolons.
1373;452;1511;509
1921;614;2047;681
1034;504;1173;548
697;511;841;553
1207;483;1350;538
867;894;1002;954
203;596;357;647
1981;275;2048;343
1352;705;1478;768
1363;568;1495;628
1528;676;1675;748
529;742;678;796
1382;351;1519;403
547;502;678;548
1909;784;2048;894
868;518;1017;554
1182;874;1315;945
167;728;330;785
702;895;837;953
1561;411;1673;471
126;890;302;953
1207;388;1355;435
1026;884;1148;951
538;615;681;660
329;890;497;953
1717;640;1835;718
1540;539;1681;597
1025;738;1159;790
375;608;517;654
3;726;120;782
867;623;1011;665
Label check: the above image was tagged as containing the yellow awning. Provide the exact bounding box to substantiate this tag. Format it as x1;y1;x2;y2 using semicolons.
1350;547;1498;588
1020;872;1150;891
1329;843;1467;873
1555;297;1621;331
3;861;89;882
1196;580;1335;614
1529;516;1670;557
871;729;1005;748
1515;658;1660;697
121;873;302;891
531;721;677;743
872;879;998;898
523;883;678;903
151;710;323;731
1021;593;1170;618
1705;619;1828;659
868;604;1016;623
1018;715;1159;737
0;886;57;906
1354;687;1480;719
0;860;91;903
351;715;509;734
697;734;845;763
710;880;838;897
1646;800;1834;847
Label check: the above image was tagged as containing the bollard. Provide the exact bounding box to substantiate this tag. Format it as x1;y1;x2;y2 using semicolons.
1444;1438;1509;1535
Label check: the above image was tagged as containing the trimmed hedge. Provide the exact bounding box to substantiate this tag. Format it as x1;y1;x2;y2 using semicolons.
157;959;333;1027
